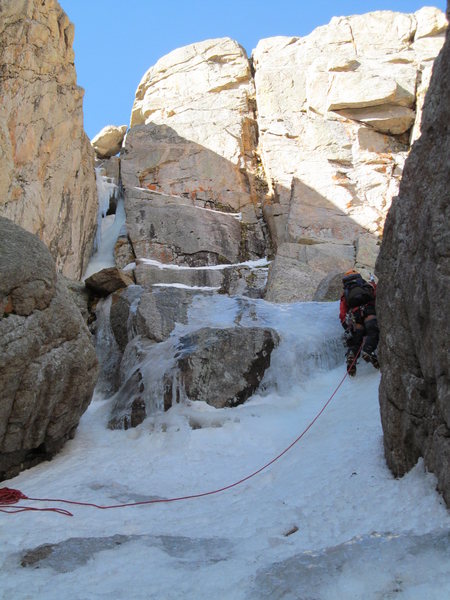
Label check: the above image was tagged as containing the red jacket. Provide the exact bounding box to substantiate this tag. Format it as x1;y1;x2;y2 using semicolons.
339;281;376;327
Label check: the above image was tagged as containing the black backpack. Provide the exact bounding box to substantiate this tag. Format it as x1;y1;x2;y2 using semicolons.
343;273;375;308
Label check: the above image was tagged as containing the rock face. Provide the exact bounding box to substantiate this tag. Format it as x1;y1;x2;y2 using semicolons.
0;218;98;480
375;19;450;506
125;187;243;266
253;8;446;300
127;38;260;214
120;38;269;294
0;0;98;279
116;9;445;302
121;185;267;293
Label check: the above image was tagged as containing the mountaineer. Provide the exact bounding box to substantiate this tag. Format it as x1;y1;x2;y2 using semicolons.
339;269;379;376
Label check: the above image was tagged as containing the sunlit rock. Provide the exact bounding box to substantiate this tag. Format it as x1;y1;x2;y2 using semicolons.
91;124;127;158
252;7;445;299
0;0;97;279
127;38;260;216
336;105;416;135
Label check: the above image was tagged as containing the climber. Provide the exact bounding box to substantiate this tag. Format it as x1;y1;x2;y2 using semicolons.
339;269;379;376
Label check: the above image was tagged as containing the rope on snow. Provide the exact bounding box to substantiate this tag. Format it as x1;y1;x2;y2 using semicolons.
0;349;361;518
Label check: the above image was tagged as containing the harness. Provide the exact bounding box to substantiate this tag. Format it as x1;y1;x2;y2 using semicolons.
347;303;375;326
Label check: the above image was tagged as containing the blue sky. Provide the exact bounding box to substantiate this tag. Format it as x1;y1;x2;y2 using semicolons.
58;1;446;139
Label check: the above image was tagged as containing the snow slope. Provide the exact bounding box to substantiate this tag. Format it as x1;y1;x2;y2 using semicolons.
1;299;449;600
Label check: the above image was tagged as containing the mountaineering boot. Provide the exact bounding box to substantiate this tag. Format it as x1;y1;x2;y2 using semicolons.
346;351;357;376
361;350;379;369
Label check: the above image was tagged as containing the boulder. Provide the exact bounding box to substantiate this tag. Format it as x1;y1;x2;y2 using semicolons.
164;327;280;409
375;20;450;506
0;218;98;480
85;267;134;297
108;324;279;428
108;286;211;429
0;0;97;279
91;125;127;158
313;272;347;302
108;285;204;350
0;217;56;316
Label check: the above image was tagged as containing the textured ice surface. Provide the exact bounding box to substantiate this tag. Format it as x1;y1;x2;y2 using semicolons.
251;530;450;600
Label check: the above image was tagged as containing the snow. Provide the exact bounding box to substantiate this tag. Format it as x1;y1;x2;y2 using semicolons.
152;283;221;291
1;296;449;599
136;257;270;271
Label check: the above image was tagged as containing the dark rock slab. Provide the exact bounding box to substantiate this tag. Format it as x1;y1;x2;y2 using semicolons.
375;22;450;505
124;187;242;266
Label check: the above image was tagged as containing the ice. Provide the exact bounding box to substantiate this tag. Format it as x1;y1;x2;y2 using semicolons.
83;170;126;279
252;530;450;600
93;295;122;396
1;294;449;600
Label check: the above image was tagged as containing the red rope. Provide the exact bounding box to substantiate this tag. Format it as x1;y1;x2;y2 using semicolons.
0;352;360;517
0;487;27;504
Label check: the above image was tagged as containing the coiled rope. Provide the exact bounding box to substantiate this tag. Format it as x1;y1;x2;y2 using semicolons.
0;351;360;517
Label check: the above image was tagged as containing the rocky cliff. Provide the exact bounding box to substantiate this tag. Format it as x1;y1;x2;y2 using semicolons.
94;8;446;302
254;7;446;301
0;0;97;279
376;9;450;506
